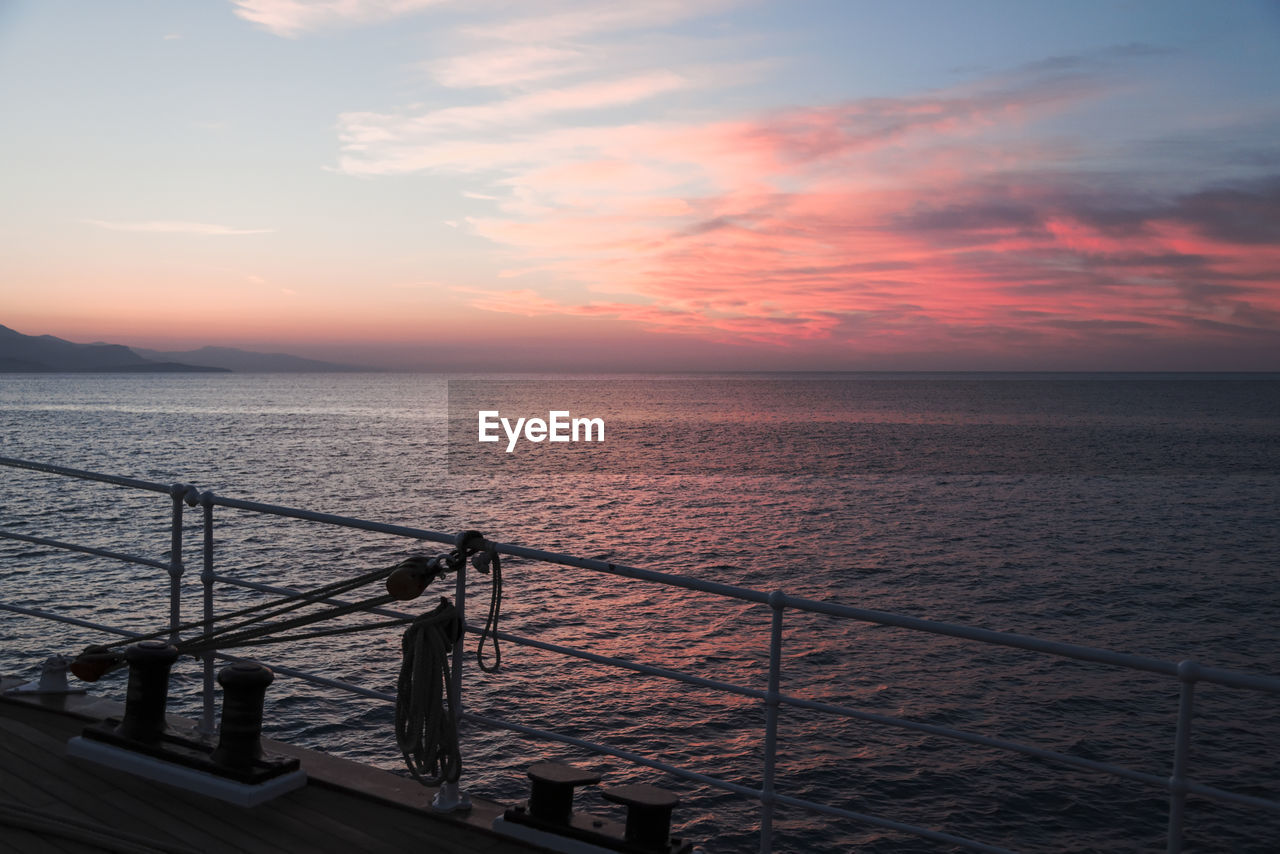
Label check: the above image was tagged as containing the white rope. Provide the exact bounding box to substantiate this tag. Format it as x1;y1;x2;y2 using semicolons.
394;597;463;785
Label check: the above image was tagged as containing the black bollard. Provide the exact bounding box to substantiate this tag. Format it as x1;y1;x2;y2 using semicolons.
526;762;602;825
116;641;180;743
211;661;274;769
602;784;680;850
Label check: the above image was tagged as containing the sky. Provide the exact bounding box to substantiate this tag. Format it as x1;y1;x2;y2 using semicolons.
1;0;1279;370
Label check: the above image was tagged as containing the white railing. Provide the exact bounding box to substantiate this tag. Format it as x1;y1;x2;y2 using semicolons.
1;455;1278;853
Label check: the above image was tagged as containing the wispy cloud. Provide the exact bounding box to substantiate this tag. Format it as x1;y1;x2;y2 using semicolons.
340;70;687;149
426;45;593;89
323;0;761;189
337;72;1094;181
465;1;741;43
230;0;447;37
84;219;273;235
391;279;446;289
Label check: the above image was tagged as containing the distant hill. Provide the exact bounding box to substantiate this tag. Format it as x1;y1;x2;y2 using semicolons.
0;325;227;373
132;346;373;373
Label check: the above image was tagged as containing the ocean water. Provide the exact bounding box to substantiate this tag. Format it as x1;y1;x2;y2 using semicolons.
1;373;1278;852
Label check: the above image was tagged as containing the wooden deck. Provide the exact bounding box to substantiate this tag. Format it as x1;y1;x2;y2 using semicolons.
0;678;543;853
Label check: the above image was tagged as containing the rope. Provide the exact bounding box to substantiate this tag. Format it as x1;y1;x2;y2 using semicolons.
73;562;408;677
199;613;418;649
181;591;398;656
395;597;463;785
100;564;396;651
476;547;502;673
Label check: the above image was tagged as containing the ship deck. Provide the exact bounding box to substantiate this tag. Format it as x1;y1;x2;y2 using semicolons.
0;677;541;854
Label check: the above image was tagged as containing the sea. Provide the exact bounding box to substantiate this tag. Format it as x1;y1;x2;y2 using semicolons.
1;372;1278;852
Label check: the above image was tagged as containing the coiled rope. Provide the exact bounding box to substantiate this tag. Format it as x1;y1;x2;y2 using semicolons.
395;597;463;784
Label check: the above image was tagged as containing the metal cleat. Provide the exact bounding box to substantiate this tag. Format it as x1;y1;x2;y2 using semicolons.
5;655;87;695
433;779;473;812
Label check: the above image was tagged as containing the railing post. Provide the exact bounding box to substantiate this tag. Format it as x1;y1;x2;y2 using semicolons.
453;558;467;719
167;484;187;643
1167;660;1198;854
760;590;785;854
200;491;217;736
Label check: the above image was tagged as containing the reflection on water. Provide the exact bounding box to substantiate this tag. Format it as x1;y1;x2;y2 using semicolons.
1;373;1278;852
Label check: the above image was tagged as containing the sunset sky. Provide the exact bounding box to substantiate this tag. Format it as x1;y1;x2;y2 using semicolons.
2;1;1278;370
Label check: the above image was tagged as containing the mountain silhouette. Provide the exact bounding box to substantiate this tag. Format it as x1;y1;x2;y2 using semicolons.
0;325;228;373
132;346;372;372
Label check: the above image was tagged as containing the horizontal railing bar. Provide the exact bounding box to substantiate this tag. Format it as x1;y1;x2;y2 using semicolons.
780;592;1179;679
482;627;766;702
216;558;1278;696
1185;780;1280;814
208;551;1280;697
211;575;417;621
780;594;1280;694
205;495;456;546
0;457;172;494
770;791;1020;854
492;540;773;606
1;604;396;703
214;652;397;703
466;628;1176;798
776;692;1167;789
235;616;1265;813
461;710;762;799
490;542;1279;694
1189;665;1280;695
0;602;143;639
0;530;171;571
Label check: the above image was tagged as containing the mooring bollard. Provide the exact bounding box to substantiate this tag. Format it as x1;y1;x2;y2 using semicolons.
116;640;180;743
212;661;275;769
527;761;602;825
603;783;681;850
494;764;694;853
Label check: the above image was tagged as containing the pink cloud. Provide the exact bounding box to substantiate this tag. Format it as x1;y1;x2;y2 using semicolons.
457;160;1280;355
339;52;1278;360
